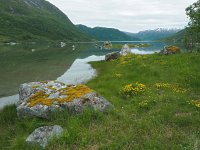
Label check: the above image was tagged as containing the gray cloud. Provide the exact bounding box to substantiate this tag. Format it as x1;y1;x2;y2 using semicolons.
47;0;196;32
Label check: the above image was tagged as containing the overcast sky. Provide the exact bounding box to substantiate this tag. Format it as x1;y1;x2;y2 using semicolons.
47;0;196;33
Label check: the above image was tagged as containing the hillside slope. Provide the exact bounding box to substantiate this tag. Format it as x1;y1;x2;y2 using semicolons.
162;29;186;42
0;0;91;42
77;24;140;41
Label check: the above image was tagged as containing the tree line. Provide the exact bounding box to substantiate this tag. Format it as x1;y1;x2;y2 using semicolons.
185;0;200;52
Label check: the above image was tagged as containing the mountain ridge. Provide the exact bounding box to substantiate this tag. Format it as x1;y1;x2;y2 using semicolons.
76;24;140;41
159;29;186;42
0;0;91;42
125;28;181;41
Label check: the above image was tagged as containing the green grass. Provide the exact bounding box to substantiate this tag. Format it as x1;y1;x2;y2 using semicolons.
0;52;200;149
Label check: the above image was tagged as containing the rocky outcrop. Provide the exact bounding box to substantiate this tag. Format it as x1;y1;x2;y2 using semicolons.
160;46;181;55
17;81;112;118
26;125;63;148
105;52;120;61
105;44;132;61
120;44;131;56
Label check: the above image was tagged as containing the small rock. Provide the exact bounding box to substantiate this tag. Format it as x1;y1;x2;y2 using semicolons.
26;125;63;148
60;42;66;48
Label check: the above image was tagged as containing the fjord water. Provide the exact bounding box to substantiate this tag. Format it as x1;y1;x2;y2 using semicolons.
0;41;166;99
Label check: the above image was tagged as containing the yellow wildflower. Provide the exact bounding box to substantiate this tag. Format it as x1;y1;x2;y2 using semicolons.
121;82;146;96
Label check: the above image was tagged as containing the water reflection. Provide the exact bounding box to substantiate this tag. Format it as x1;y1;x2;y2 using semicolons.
0;41;169;98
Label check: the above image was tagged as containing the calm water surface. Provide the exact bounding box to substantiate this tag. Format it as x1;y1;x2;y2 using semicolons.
0;41;167;98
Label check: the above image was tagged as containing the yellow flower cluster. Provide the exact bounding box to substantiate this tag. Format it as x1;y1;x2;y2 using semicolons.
154;83;188;93
155;83;171;89
188;100;200;109
121;82;146;96
173;87;188;93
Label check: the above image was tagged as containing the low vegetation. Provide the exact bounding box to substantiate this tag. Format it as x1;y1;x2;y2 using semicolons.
0;52;200;149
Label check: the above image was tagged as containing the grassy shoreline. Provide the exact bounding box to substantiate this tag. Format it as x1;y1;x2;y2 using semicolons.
0;52;200;149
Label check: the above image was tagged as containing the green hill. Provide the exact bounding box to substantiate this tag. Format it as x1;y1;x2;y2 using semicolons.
162;29;186;42
0;0;91;42
77;24;140;41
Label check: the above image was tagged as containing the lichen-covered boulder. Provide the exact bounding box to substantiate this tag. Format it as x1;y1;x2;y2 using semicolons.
17;81;112;118
26;125;63;148
105;51;120;61
120;44;131;56
160;46;181;55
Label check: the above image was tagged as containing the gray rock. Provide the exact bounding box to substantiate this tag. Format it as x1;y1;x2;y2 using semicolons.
17;81;112;118
19;83;36;103
60;42;66;48
105;44;132;61
120;44;131;56
17;104;62;119
105;51;120;61
63;92;112;114
26;125;63;148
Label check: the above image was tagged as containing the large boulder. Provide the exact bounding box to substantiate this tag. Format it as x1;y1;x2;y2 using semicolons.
26;125;63;148
160;46;181;55
17;81;112;118
105;51;120;61
120;44;131;56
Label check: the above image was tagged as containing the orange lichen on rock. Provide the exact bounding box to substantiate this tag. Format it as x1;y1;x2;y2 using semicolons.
28;91;53;107
57;85;93;103
31;85;39;88
47;86;56;91
27;85;93;107
166;46;180;53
